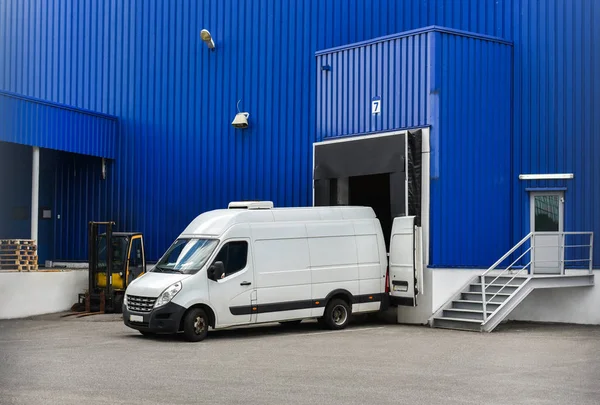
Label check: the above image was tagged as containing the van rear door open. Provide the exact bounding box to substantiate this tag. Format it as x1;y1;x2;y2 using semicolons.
388;216;419;306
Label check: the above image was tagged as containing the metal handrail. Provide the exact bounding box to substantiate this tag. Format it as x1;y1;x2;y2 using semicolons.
481;231;594;323
480;233;533;321
483;249;532;305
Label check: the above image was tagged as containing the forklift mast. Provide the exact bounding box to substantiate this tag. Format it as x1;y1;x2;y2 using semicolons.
88;221;115;311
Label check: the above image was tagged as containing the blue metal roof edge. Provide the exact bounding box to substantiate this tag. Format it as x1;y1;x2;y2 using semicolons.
319;126;431;142
315;25;513;56
0;90;118;121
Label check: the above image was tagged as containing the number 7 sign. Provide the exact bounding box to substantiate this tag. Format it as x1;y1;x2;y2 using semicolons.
371;96;381;115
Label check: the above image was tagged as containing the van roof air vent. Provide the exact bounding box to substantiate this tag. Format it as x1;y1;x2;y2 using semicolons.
227;201;274;210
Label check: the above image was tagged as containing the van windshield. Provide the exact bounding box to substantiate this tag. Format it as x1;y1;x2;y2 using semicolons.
153;238;218;274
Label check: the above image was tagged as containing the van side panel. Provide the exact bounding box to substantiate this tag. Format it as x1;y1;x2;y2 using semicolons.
306;222;359;316
251;223;312;322
354;221;384;312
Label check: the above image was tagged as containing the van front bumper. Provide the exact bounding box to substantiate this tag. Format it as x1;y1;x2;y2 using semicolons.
123;302;186;334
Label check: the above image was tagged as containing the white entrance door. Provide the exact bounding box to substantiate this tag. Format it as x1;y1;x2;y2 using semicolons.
530;192;564;274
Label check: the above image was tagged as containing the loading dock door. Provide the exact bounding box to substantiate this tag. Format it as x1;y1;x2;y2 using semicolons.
313;132;407;248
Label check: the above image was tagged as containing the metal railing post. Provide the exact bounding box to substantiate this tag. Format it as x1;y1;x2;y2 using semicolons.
531;233;535;275
561;232;565;275
589;233;594;275
481;275;487;322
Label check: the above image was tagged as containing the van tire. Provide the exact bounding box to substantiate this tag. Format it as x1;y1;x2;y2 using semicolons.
183;308;209;342
323;299;351;330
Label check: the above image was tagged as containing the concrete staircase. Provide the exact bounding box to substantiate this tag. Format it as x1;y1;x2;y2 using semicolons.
430;273;594;332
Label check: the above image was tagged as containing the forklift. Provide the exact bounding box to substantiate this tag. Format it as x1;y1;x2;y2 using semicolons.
67;221;146;316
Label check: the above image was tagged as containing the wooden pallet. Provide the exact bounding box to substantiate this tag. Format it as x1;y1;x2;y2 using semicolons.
0;244;37;252
0;239;36;246
0;264;38;271
0;253;37;259
0;240;39;271
0;258;38;265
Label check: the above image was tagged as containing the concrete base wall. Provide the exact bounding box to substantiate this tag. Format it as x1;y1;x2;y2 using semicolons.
425;268;600;326
0;270;88;319
396;267;434;325
507;272;600;325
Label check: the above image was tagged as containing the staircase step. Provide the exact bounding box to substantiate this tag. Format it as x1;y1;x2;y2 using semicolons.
461;292;511;302
482;275;528;285
431;317;482;332
469;283;521;293
443;308;492;320
452;300;501;311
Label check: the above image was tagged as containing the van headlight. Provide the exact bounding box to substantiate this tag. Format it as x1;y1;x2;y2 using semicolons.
154;282;182;308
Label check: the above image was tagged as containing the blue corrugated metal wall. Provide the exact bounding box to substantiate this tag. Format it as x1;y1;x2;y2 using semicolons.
432;31;512;267
316;30;430;139
316;28;512;267
0;91;117;158
52;152;108;260
1;0;598;266
511;0;600;269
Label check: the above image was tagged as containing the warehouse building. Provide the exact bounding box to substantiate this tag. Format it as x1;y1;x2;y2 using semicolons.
1;0;598;325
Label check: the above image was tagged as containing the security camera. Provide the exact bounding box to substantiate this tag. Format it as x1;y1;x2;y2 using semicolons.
232;112;250;129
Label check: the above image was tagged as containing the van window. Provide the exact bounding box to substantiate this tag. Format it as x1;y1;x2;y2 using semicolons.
213;241;248;276
154;238;218;274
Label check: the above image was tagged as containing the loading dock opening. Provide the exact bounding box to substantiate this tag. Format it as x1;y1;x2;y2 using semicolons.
313;130;422;250
349;173;393;250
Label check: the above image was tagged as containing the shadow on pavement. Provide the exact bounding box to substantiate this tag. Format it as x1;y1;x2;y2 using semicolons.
125;314;392;343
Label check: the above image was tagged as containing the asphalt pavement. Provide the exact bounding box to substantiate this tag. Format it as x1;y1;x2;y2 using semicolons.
0;314;599;405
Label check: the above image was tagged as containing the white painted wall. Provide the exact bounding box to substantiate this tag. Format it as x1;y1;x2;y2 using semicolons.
431;269;480;312
0;270;88;319
428;268;600;326
507;270;600;325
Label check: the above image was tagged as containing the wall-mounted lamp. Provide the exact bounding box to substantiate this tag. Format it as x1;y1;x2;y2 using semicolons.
232;100;250;129
200;29;215;50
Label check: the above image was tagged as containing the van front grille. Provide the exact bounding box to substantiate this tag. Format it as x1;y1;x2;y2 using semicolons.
127;295;156;312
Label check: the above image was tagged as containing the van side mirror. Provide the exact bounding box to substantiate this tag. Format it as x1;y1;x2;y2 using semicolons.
207;261;225;281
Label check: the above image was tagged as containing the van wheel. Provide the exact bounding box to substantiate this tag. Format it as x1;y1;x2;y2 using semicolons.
183;308;209;342
323;299;350;330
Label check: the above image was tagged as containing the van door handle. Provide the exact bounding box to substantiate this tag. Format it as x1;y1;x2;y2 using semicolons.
240;281;251;286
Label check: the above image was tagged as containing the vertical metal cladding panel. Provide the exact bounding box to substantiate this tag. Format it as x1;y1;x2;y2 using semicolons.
315;32;431;140
431;32;513;267
53;152;109;260
1;0;515;261
0;91;117;158
512;0;600;266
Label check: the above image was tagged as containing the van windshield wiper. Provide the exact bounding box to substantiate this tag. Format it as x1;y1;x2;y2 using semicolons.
165;268;184;274
154;264;184;274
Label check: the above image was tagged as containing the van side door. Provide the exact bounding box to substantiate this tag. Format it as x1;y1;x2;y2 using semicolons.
251;223;312;323
207;238;255;327
388;216;420;306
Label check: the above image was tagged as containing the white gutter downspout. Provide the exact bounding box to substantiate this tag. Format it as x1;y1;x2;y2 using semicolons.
31;146;40;242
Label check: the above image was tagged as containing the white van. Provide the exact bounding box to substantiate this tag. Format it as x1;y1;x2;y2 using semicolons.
123;201;418;341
